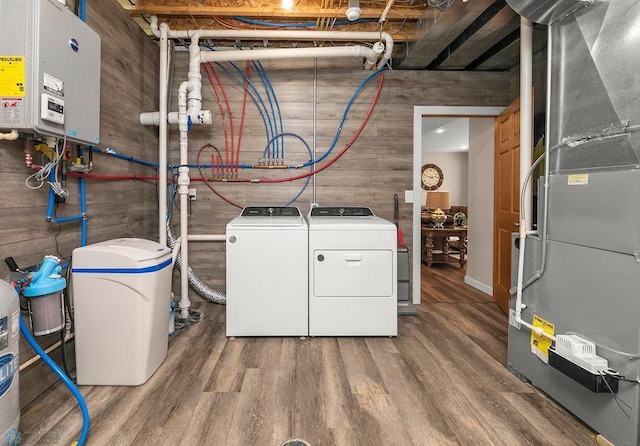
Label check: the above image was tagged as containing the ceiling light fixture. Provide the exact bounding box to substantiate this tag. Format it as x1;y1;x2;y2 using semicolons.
346;0;362;21
435;128;445;133
282;0;293;10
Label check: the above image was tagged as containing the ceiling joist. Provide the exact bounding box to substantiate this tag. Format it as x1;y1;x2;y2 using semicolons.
123;5;425;20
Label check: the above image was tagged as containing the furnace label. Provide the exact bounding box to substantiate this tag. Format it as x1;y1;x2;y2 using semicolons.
530;315;554;363
567;174;588;185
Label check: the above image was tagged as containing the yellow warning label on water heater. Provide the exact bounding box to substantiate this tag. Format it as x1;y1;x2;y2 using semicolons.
0;56;25;97
530;315;554;363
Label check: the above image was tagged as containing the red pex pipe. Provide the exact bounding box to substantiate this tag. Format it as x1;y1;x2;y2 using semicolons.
210;63;236;176
203;63;231;177
67;172;211;182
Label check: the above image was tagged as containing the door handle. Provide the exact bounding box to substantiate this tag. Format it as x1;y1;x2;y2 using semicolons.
345;254;362;262
514;222;520;227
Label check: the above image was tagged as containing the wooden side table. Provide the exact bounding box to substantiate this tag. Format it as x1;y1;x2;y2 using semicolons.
421;226;467;268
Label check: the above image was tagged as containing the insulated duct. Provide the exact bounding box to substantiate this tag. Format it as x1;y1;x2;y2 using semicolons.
166;223;226;305
427;0;455;12
505;0;594;25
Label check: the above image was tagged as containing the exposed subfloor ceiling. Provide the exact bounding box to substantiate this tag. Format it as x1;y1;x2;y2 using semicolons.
117;0;547;71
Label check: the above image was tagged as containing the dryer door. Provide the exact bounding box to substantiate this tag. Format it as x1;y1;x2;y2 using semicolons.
313;249;393;297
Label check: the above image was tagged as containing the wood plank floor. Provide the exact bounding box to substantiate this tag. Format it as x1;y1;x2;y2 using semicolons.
19;265;598;445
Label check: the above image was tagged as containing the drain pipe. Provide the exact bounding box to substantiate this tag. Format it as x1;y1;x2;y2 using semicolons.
312;58;317;204
0;129;19;140
148;16;393;69
520;16;533;233
513;17;554;342
158;22;169;246
200;45;383;68
142;18;392;125
140;31;212;127
177;80;193;317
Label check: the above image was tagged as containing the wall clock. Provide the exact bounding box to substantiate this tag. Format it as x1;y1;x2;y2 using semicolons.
421;163;444;190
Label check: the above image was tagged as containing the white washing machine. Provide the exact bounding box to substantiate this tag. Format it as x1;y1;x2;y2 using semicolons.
226;206;308;336
308;206;397;336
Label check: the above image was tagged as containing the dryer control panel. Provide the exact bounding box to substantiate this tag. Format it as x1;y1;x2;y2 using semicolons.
310;207;374;217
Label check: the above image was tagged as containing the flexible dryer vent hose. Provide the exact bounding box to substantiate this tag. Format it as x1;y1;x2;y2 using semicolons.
166;223;226;304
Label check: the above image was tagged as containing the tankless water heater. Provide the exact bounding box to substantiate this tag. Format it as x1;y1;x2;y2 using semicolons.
0;0;101;144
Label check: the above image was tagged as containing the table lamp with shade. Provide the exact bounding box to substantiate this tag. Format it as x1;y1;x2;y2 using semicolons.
426;191;451;228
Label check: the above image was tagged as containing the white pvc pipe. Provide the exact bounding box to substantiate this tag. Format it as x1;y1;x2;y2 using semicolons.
140;110;212;126
149;16;393;69
141;46;384;127
379;0;396;23
0;129;19;140
200;45;380;67
158;23;169;246
187;234;226;242
520;17;533;232
514;17;554;342
177;81;193;317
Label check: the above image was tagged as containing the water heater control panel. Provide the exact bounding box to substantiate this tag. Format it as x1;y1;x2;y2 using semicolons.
40;93;64;125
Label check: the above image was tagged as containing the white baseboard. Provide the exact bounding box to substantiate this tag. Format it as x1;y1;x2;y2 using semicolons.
464;275;492;296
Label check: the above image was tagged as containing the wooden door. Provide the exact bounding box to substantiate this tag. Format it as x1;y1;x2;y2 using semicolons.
493;98;520;314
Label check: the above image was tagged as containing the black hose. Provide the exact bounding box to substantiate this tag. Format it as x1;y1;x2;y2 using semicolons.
59;311;73;379
60;258;75;380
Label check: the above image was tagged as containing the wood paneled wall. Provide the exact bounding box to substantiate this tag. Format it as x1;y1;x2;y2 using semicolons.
167;54;512;300
0;0;159;407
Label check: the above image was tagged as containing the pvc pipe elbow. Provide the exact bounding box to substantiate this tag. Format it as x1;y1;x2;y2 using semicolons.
190;110;212;125
140;112;161;126
0;129;19;140
150;16;160;37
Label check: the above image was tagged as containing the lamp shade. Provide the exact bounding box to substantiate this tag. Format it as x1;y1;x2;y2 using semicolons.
426;191;451;210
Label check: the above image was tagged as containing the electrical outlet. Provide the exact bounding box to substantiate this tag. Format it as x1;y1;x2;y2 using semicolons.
188;188;196;200
404;190;413;203
509;309;521;329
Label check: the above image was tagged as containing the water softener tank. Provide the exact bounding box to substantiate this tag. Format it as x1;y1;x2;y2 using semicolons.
0;280;20;441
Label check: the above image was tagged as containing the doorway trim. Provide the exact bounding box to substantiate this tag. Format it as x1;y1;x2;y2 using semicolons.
412;106;505;304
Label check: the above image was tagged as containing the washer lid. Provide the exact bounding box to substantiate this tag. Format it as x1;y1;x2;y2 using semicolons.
229;215;307;228
229;206;306;228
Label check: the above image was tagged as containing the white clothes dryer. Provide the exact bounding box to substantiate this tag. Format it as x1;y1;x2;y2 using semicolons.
307;206;397;336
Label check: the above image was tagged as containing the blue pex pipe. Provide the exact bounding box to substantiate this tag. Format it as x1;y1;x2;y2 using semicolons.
19;315;90;445
92;146;159;168
79;0;86;22
46;172;87;246
79;177;87;247
232;16;376;28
